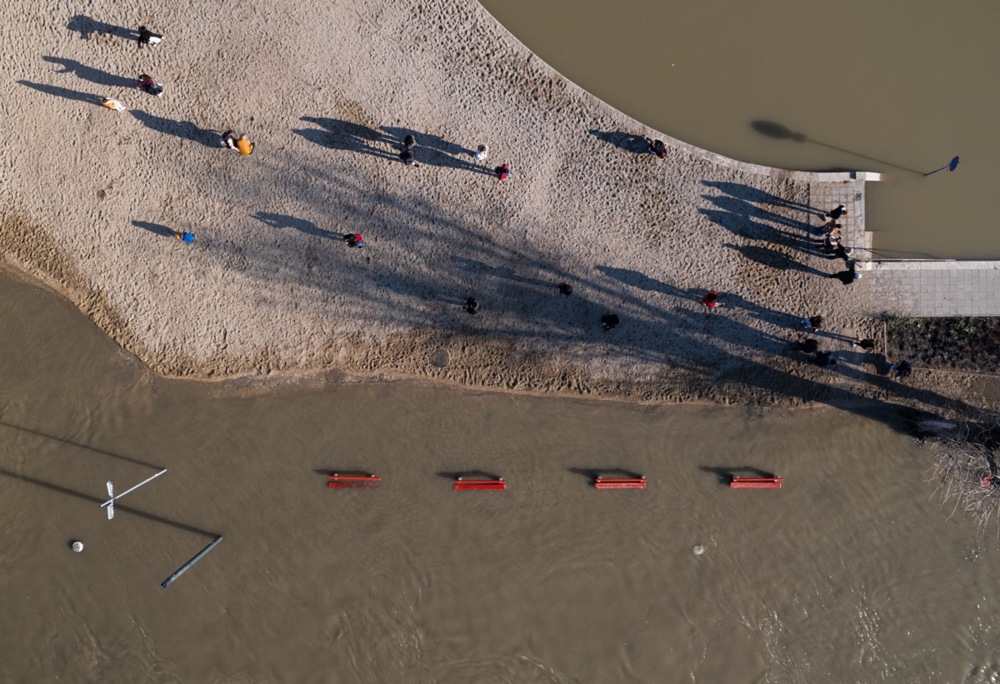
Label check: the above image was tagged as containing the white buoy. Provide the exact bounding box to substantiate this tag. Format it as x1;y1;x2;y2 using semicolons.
692;544;705;556
71;541;84;553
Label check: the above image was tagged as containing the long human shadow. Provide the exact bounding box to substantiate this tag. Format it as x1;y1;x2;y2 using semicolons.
380;126;494;175
294;117;397;160
0;468;216;538
130;110;218;146
701;180;821;217
724;243;831;277
700;209;824;262
0;420;163;469
66;15;138;41
253;212;341;239
751;120;923;175
18;80;99;105
700;193;817;234
595;266;699;301
450;256;555;289
588;129;651;154
42;56;134;88
718;293;804;330
132;220;175;238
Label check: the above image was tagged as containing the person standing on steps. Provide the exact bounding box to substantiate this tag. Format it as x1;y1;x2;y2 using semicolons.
825;204;847;220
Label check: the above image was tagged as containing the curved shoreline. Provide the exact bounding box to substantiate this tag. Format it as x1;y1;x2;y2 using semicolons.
0;0;984;410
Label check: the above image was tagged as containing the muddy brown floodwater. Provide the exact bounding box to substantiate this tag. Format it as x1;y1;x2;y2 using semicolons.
2;268;999;681
480;0;1000;260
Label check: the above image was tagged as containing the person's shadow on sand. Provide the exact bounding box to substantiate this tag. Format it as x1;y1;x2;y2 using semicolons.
252;212;340;239
42;56;133;88
66;15;137;41
130;110;218;146
380;127;492;175
132;220;175;238
588;129;651;154
724;243;829;277
18;80;99;105
294;117;397;160
596;265;696;300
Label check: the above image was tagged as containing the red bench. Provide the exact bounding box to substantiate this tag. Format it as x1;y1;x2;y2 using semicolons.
454;477;506;491
594;476;646;489
729;477;783;489
327;474;381;489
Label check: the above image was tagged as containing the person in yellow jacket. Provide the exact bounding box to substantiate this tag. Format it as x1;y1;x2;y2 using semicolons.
222;130;255;156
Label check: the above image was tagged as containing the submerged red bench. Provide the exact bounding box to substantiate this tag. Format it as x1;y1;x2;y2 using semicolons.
729;476;783;489
594;476;646;489
327;474;381;489
454;477;506;491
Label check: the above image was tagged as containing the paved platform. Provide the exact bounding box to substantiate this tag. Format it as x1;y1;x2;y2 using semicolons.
860;260;1000;316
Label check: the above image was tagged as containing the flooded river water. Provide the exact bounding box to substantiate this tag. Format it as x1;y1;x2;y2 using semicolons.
2;268;998;681
480;0;1000;260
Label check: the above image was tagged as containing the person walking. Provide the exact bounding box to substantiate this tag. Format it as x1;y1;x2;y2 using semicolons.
825;204;847;220
601;314;620;331
475;144;489;161
137;25;163;48
495;163;510;181
465;297;480;315
136;74;163;97
399;149;418;166
853;338;876;350
889;360;912;379
802;315;823;331
343;233;365;248
100;97;126;111
701;289;721;309
829;265;860;285
174;231;195;244
221;130;255;155
403;134;416;149
645;138;667;158
558;282;573;296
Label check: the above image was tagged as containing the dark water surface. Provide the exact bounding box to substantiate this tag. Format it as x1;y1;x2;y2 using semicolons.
2;270;999;681
480;0;1000;260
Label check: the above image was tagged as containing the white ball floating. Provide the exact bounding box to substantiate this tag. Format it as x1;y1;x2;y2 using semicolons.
71;541;84;553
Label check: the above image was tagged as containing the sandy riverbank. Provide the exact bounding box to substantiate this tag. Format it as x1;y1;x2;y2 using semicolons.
0;0;992;411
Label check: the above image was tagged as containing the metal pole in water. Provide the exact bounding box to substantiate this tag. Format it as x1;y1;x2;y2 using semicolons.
101;468;168;512
924;155;960;176
160;536;224;589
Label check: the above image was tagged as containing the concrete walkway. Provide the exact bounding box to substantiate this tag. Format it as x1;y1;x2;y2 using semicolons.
861;260;1000;317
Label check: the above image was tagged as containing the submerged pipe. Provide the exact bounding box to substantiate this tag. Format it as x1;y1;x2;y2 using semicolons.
160;536;224;589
